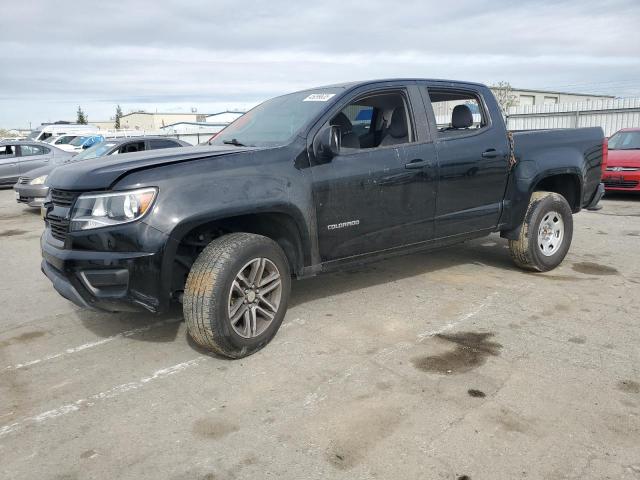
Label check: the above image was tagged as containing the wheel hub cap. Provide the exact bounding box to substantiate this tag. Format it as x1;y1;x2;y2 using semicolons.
537;211;564;257
228;257;282;338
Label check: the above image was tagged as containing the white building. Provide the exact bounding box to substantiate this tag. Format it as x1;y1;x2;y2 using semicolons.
495;87;614;108
205;111;245;124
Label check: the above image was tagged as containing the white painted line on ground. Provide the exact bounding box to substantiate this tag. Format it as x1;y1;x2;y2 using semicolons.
416;291;498;342
3;318;182;371
0;357;204;438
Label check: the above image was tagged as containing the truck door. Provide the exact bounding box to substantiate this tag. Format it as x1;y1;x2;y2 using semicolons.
422;84;510;238
310;85;437;262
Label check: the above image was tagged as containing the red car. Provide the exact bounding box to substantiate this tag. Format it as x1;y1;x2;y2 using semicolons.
602;128;640;192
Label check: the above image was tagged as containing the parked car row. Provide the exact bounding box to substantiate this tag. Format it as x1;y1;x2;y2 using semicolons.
1;136;189;208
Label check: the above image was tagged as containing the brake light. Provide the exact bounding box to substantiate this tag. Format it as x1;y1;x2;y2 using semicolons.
601;137;608;175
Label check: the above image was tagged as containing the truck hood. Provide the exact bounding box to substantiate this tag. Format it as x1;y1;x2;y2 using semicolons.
46;145;262;191
608;149;640;167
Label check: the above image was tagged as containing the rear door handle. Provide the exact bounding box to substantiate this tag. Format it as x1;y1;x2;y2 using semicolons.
404;159;430;170
481;149;503;158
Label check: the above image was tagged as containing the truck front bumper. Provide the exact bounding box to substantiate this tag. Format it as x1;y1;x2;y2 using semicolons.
40;226;172;313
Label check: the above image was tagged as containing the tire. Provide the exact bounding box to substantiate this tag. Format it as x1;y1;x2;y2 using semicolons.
508;191;573;272
183;233;291;358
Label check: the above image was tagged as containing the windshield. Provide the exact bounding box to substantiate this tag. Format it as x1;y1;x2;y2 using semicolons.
70;136;90;147
210;88;342;147
609;131;640;150
56;135;76;145
71;141;117;161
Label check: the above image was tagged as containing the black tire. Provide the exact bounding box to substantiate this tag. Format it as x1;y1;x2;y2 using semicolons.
508;191;574;272
183;233;291;358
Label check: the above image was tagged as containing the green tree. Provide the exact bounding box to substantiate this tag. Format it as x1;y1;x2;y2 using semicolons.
114;104;123;129
76;106;87;124
490;81;517;116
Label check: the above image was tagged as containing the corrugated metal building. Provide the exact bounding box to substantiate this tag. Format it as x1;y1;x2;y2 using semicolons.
507;97;640;136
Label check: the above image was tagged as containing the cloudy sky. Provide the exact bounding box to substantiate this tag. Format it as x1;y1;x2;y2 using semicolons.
1;0;639;128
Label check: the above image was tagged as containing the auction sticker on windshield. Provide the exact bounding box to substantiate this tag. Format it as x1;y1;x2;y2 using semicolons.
303;93;336;102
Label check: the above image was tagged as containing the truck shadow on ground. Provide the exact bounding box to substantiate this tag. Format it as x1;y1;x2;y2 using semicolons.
74;304;184;344
74;235;516;348
289;235;515;308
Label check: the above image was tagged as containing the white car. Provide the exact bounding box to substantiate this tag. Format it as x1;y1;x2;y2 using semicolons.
26;123;101;142
43;135;78;147
56;134;105;153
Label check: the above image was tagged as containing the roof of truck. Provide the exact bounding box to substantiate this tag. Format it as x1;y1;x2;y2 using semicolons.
311;78;486;90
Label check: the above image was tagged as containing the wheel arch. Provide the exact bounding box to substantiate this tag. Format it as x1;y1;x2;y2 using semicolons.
162;207;310;301
532;172;582;213
501;169;583;240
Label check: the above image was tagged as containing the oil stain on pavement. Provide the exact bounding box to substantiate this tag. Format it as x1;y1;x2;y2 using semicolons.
193;418;240;439
411;332;502;374
0;229;27;237
617;380;640;394
0;330;47;348
572;262;619;275
467;389;486;398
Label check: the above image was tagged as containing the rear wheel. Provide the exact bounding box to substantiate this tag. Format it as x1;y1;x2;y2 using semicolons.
183;233;291;358
508;191;573;272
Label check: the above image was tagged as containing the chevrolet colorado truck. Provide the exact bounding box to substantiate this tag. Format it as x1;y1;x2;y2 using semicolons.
41;79;606;358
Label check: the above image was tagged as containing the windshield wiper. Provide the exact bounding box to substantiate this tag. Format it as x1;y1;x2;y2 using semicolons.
222;138;248;147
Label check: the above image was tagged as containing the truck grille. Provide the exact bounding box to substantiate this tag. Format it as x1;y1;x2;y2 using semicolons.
18;177;30;185
48;214;70;241
51;189;81;207
46;189;82;242
603;179;639;189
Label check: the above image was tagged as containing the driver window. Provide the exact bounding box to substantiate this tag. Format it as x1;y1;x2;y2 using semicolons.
329;91;414;152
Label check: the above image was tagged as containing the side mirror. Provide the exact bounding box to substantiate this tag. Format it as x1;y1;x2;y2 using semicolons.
313;125;340;162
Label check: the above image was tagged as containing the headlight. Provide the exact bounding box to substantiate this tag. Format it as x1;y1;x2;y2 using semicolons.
30;175;48;185
69;187;157;231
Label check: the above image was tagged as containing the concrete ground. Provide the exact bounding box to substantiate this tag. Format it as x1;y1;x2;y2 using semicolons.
0;188;639;480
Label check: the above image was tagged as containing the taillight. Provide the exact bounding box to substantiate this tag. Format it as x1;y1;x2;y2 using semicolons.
601;137;608;175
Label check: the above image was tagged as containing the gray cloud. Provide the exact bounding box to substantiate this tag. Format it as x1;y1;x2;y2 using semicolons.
1;0;639;127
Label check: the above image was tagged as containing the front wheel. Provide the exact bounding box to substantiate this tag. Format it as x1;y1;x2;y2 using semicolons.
183;233;291;358
508;191;574;272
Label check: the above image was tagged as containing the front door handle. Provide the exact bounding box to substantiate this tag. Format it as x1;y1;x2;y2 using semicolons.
481;149;503;158
405;159;430;170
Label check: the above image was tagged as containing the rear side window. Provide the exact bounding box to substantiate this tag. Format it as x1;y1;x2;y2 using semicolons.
19;145;48;156
148;139;181;150
426;88;489;138
119;141;145;154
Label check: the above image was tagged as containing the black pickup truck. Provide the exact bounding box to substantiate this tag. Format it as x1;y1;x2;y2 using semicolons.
41;78;605;358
